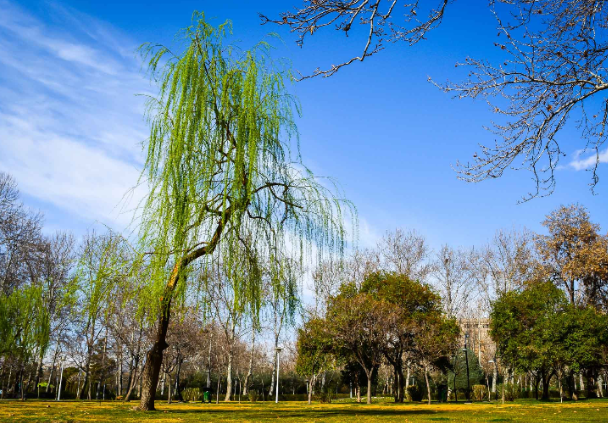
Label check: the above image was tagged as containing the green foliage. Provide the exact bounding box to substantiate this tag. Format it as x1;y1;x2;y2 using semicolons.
137;11;351;321
295;318;333;379
0;284;50;361
448;348;485;392
74;232;133;323
360;272;442;315
248;390;258;402
490;281;608;379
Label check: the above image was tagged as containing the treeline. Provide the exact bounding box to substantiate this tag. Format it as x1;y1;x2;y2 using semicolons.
2;167;607;405
0;171;304;402
296;204;608;404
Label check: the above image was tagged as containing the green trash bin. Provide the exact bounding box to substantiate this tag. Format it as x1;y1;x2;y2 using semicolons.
203;390;210;403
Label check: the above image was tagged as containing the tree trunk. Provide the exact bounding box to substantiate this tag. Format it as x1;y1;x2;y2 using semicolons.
541;371;551;401
167;374;172;404
224;354;233;401
124;355;141;402
567;371;578;401
268;359;276;398
491;360;498;395
307;377;313;405
366;370;372;404
424;365;432;405
161;370;166;396
137;274;178;410
35;354;43;398
96;334;108;400
206;333;213;390
224;323;236;401
243;325;255;396
216;374;220;404
393;362;404;403
175;356;183;402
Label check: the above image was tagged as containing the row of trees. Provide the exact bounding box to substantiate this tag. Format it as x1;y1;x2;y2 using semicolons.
294;203;608;404
0;172;305;403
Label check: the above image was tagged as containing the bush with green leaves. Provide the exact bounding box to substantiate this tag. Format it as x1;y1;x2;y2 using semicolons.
497;383;520;401
181;387;200;402
472;384;487;401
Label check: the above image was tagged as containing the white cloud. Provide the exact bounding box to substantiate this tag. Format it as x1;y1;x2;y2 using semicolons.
569;148;608;171
0;0;151;231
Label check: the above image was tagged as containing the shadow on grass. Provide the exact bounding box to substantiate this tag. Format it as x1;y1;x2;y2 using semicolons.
163;407;440;418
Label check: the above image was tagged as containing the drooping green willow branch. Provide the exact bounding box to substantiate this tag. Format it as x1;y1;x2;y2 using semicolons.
137;12;354;320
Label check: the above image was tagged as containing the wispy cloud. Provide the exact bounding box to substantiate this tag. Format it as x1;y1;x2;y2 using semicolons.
0;0;151;229
568;148;608;171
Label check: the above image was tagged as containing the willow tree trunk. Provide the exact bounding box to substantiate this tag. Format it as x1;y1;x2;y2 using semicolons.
137;261;183;411
137;302;171;410
138;219;224;410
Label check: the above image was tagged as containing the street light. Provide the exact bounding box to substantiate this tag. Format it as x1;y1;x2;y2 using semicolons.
463;333;471;402
275;346;283;404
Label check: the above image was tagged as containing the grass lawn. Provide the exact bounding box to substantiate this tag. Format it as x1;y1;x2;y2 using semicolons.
0;398;607;422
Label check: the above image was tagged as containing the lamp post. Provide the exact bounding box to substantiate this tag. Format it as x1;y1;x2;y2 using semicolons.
275;346;283;404
463;333;471;401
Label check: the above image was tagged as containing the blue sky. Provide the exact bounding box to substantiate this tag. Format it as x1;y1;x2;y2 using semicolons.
1;0;607;253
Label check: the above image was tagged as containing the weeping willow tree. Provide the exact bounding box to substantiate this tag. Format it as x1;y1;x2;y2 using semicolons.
0;284;50;400
136;13;351;411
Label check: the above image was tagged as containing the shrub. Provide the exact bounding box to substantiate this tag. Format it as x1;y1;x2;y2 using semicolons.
318;390;334;403
182;387;200;402
406;385;423;402
472;385;487;401
497;383;519;401
248;390;258;402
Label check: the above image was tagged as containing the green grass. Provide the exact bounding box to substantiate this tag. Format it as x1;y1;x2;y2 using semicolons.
0;398;607;422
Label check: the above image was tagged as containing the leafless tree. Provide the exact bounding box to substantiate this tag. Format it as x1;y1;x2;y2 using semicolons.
432;245;472;318
378;228;433;282
265;2;608;196
0;172;44;294
436;1;608;198
260;0;450;79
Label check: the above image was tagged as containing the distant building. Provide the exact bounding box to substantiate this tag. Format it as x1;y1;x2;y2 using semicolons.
458;318;495;363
